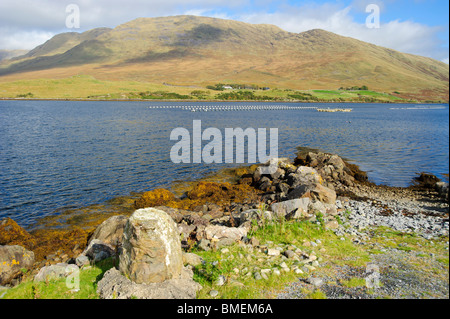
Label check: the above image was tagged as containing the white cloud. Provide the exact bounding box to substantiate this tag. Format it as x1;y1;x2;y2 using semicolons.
0;28;55;50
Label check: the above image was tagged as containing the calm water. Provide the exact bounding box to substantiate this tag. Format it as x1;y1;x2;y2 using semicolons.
0;100;448;228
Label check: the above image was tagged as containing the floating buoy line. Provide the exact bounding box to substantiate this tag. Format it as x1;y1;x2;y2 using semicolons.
148;105;320;112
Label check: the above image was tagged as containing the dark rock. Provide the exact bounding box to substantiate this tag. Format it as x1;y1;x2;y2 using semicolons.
0;245;35;286
88;215;128;249
435;182;449;201
276;182;290;195
82;239;115;263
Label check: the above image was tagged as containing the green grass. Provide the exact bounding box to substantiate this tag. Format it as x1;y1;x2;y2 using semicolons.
192;218;372;299
3;220;447;299
1;258;114;299
0;75;415;102
310;89;404;102
341;277;366;288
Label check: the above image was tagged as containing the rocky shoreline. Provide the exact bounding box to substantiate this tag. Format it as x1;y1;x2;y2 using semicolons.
0;150;448;299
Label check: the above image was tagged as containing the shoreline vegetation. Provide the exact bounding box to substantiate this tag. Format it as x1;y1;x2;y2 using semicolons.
0;149;448;299
0;75;448;104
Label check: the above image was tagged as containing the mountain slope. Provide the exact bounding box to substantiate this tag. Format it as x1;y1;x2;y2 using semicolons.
0;49;28;61
0;15;448;101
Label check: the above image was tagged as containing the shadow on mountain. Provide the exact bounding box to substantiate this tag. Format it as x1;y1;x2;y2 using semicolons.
0;40;112;76
121;48;199;65
171;24;233;47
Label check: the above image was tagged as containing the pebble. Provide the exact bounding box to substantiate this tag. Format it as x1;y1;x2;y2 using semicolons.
267;249;281;256
284;250;296;259
306;277;324;287
209;290;219;297
215;275;226;286
339;200;449;239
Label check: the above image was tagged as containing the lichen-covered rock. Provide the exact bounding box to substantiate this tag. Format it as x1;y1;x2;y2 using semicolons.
0;245;35;286
287;166;323;188
119;208;183;284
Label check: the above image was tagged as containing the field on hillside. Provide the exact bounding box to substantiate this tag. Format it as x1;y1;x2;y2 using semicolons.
0;75;433;103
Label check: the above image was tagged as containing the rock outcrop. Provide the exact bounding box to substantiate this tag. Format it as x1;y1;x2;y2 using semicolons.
119;208;184;284
0;245;35;286
96;208;201;299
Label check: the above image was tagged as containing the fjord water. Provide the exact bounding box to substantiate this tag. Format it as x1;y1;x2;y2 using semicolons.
0;100;448;228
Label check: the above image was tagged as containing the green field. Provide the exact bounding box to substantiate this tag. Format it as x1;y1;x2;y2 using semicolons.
0;75;421;103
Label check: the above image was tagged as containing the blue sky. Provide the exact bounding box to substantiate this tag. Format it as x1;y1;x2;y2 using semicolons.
0;0;448;63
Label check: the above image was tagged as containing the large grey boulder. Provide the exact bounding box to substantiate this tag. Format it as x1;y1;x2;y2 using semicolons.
287;166;322;188
202;225;248;242
88;215;128;249
0;245;35;286
119;208;183;284
34;263;79;282
271;198;311;219
287;183;336;205
97;267;201;299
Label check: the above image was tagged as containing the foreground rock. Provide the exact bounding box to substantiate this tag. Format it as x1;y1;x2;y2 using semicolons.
119;208;183;284
96;208;201;299
0;245;35;286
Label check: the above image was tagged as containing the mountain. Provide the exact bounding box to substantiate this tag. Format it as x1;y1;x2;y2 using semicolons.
0;49;28;61
0;15;448;101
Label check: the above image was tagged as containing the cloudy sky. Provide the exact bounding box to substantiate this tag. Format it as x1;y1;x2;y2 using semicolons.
0;0;448;63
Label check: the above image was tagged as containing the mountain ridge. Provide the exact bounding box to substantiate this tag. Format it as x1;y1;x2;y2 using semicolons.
0;15;448;101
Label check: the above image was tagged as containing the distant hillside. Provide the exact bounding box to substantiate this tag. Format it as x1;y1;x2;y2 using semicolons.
0;49;28;61
0;15;448;101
